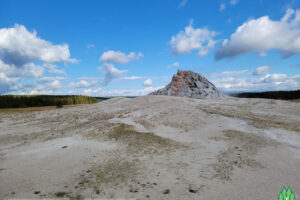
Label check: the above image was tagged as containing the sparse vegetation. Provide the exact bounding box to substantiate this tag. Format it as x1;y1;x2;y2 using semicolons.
105;123;186;154
232;89;300;100
211;129;269;181
54;191;69;197
163;189;170;194
0;95;97;108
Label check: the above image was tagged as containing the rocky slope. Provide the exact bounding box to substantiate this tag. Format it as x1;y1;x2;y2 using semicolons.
149;70;221;98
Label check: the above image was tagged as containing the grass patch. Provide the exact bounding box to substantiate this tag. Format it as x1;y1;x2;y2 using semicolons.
200;106;300;132
105;123;186;155
54;191;69;197
78;123;187;193
82;158;140;188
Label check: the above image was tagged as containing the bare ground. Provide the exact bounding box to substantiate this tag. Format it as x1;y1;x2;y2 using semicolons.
0;95;299;199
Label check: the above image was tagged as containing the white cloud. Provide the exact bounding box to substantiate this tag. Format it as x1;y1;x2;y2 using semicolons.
215;9;300;60
143;78;153;87
45;80;61;89
82;88;102;96
0;24;76;66
209;66;271;78
0;60;45;93
209;70;251;78
21;63;44;78
169;22;217;57
121;76;144;80
167;62;180;69
281;8;295;22
10;78;62;94
29;89;57;95
0;24;76;94
219;3;226;11
44;63;66;75
68;80;98;88
99;86;163;96
38;76;66;82
229;0;238;6
212;73;300;92
68;86;163;97
0;61;44;79
101;63;127;85
99;50;143;64
0;73;18;94
253;65;270;75
261;73;288;83
178;0;188;8
99;50;144;86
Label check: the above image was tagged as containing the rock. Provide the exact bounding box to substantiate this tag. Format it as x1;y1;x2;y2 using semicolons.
188;184;205;193
149;70;222;99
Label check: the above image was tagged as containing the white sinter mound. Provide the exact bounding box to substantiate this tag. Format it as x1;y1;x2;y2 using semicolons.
150;70;221;98
0;96;299;199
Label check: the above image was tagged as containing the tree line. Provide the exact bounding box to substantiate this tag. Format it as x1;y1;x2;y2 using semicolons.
0;95;98;108
233;90;300;100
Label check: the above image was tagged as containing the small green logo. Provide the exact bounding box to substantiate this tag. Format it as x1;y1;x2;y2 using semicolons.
278;186;295;200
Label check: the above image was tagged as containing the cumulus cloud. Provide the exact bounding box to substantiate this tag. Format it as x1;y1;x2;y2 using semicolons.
100;63;127;85
89;87;163;96
99;50;143;86
45;80;61;89
212;73;300;92
44;63;66;75
99;50;143;64
167;62;180;69
68;80;98;88
261;73;288;83
121;76;144;80
253;65;270;75
143;78;153;87
37;76;66;82
215;9;300;60
210;66;270;78
0;73;18;94
209;69;251;78
0;24;76;66
0;61;43;79
0;60;45;93
82;88;103;96
0;24;76;94
10;78;62;94
169;22;217;57
36;76;63;90
67;86;163;97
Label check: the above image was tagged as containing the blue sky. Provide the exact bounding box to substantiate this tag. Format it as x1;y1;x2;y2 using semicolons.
0;0;300;96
